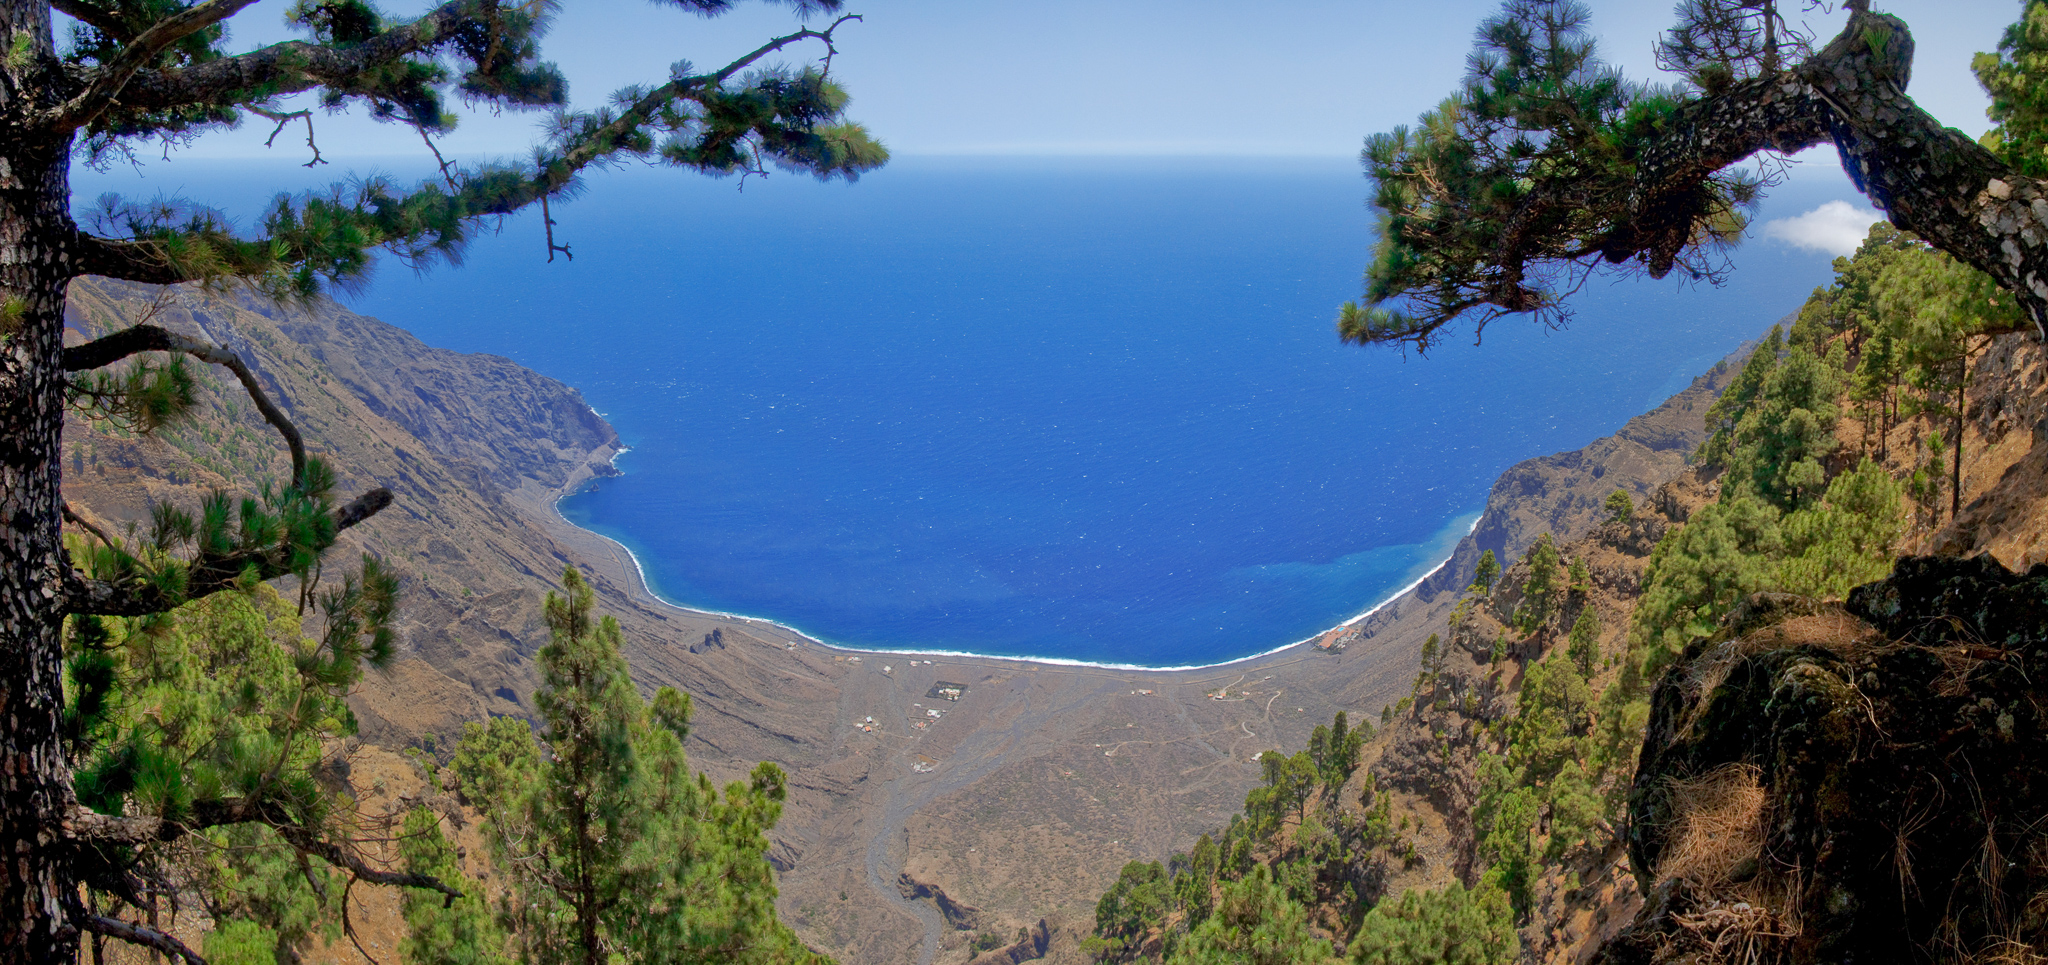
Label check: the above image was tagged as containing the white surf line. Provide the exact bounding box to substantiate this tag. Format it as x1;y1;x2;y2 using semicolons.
552;488;1479;674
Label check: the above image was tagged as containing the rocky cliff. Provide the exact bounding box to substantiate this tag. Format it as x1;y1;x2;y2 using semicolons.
1606;559;2048;964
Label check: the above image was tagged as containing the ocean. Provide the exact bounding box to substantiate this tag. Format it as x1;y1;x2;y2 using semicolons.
78;155;1852;667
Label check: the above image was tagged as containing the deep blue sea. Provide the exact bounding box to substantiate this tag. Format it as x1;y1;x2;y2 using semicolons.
77;156;1855;667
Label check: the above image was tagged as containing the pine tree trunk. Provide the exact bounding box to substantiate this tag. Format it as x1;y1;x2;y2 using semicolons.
1953;388;1966;521
0;0;85;949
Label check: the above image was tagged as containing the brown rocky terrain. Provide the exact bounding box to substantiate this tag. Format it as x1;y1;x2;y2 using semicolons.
57;278;1749;965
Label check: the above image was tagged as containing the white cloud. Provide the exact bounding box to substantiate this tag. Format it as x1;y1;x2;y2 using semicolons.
1760;200;1883;257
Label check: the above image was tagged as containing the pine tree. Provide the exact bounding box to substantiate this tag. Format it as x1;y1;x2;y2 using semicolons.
1415;632;1442;702
1472;549;1501;593
1566;606;1599;677
0;0;885;955
1167;865;1332;965
1871;244;2022;519
453;568;819;965
399;806;514;965
1603;489;1633;524
1516;535;1561;633
58;563;462;964
1337;1;2048;351
1699;325;1782;468
1975;1;2048;178
1350;880;1516;965
1727;342;1843;510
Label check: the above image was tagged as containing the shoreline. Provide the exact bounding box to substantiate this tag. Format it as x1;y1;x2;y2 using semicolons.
549;458;1477;674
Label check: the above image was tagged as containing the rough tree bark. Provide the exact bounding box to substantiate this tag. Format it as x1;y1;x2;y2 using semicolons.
0;0;89;955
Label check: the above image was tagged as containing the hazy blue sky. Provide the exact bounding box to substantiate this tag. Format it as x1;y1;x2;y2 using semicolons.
136;0;2020;161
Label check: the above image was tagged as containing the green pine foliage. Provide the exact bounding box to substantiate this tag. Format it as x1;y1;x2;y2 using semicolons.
1697;324;1781;468
1337;1;1758;351
1725;340;1842;509
1603;489;1632;524
1471;550;1500;593
1870;242;2023;518
61;567;415;963
1975;0;2048;177
1083;711;1383;965
450;568;821;965
1349;881;1516;965
400;804;516;965
1172;865;1335;965
1565;606;1599;677
1513;535;1561;633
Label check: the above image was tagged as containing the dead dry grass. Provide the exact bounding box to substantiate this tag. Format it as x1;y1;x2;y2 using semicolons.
1649;764;1802;965
1655;764;1766;888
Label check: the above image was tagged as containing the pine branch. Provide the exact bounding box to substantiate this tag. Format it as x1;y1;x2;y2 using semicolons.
71;231;206;285
41;0;268;133
65;804;462;899
49;0;137;42
78;914;207;965
547;14;863;181
62;487;393;616
1352;6;2048;348
68;9;880;299
284;827;465;899
67;0;482;122
64;322;307;484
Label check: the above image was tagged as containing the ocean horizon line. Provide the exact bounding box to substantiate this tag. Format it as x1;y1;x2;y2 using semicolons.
554;486;1479;674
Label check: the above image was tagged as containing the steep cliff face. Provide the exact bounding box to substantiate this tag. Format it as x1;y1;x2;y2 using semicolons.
1331;342;1749;733
1404;338;1756;610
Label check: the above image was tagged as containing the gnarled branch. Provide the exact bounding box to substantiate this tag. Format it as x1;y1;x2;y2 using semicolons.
78;914;206;965
64;322;306;483
1356;5;2048;348
66;801;460;901
67;0;480;122
41;0;266;133
50;0;137;42
285;828;462;899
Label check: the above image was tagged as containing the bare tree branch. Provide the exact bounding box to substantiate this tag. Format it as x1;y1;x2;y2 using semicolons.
61;503;120;549
251;107;326;167
50;0;137;42
78;914;206;965
64;322;307;483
